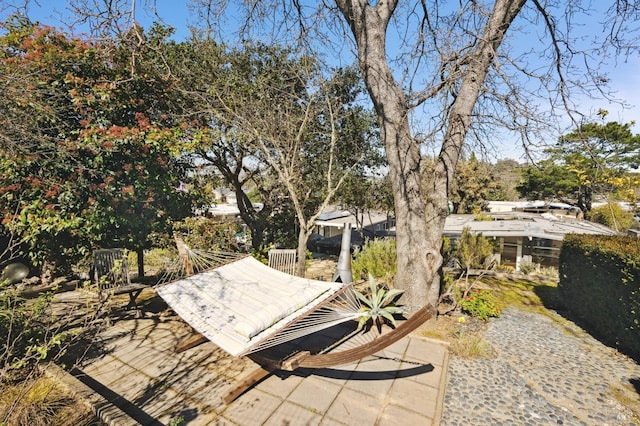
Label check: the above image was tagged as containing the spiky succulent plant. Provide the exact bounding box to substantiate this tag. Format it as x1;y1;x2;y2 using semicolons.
354;274;405;332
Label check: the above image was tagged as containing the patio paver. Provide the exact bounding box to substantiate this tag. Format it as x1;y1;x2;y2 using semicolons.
51;290;450;425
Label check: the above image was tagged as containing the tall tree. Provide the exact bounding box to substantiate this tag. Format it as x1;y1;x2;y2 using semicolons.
329;0;529;307
450;153;503;213
492;159;523;201
169;40;381;275
516;160;582;204
162;39;289;251
280;0;636;307
546;118;640;213
518;118;640;213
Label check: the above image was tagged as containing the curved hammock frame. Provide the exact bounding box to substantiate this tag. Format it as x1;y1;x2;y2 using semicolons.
156;237;436;401
254;304;435;370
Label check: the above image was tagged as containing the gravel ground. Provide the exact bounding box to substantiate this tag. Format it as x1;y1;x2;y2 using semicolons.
441;307;640;426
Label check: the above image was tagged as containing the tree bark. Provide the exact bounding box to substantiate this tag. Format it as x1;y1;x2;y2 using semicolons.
335;0;526;309
296;227;312;277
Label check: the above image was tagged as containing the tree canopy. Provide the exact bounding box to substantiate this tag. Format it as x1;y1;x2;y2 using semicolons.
449;154;503;214
518;118;640;213
163;37;382;273
0;14;383;278
0;18;193;275
516;160;582;203
2;1;640;306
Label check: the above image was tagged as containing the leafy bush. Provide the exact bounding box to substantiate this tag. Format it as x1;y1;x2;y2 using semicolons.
560;234;640;360
173;217;240;252
0;272;103;381
352;238;397;282
141;248;175;275
495;264;515;273
0;273;103;424
251;244;275;265
518;259;539;275
0;284;59;378
459;289;501;320
538;266;559;280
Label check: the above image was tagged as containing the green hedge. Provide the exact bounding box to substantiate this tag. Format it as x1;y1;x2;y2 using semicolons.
559;234;640;359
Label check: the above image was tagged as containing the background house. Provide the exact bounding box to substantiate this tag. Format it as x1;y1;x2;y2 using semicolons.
443;212;617;270
314;207;395;238
308;207;395;255
310;205;617;271
195;188;263;221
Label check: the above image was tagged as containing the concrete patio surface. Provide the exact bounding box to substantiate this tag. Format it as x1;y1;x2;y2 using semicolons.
51;289;450;426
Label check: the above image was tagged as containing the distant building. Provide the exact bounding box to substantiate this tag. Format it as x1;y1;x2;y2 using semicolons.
487;200;582;218
308;207;395;255
195;188;262;221
443;211;616;270
314;207;395;238
311;206;617;270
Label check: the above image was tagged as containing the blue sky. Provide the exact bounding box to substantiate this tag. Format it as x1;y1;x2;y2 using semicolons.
5;1;640;161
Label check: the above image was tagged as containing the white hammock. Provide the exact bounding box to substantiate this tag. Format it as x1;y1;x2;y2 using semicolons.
156;254;362;357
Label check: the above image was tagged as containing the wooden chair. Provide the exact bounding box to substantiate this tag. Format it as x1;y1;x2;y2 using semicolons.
268;248;297;275
92;248;146;313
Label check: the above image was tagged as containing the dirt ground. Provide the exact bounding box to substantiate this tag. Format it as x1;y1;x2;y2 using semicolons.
305;255;339;281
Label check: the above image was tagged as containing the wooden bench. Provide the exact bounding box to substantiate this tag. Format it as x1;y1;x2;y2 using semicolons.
92;248;146;312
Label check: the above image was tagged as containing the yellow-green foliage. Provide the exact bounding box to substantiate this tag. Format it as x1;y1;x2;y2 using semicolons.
251;244;275;265
560;234;640;360
589;202;635;232
441;236;455;267
0;281;59;380
0;374;94;426
474;212;493;221
141;248;175;274
352;238;397;282
481;276;561;315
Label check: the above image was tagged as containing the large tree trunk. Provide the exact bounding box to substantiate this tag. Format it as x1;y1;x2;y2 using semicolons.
232;182;270;250
333;0;438;308
335;0;526;309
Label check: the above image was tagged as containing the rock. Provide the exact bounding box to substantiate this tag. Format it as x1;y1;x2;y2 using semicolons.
0;262;30;284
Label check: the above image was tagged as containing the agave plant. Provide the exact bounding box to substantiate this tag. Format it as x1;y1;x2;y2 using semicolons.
354;274;405;332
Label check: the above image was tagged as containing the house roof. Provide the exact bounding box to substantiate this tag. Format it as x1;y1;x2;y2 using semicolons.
315;209;391;229
487;200;582;215
313;206;617;241
443;212;617;241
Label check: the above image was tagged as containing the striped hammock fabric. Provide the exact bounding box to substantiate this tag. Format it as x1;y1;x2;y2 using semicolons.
156;256;358;357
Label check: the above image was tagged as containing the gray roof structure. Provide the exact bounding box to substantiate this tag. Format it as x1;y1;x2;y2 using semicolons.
313;207;617;242
315;208;392;230
443;212;618;241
